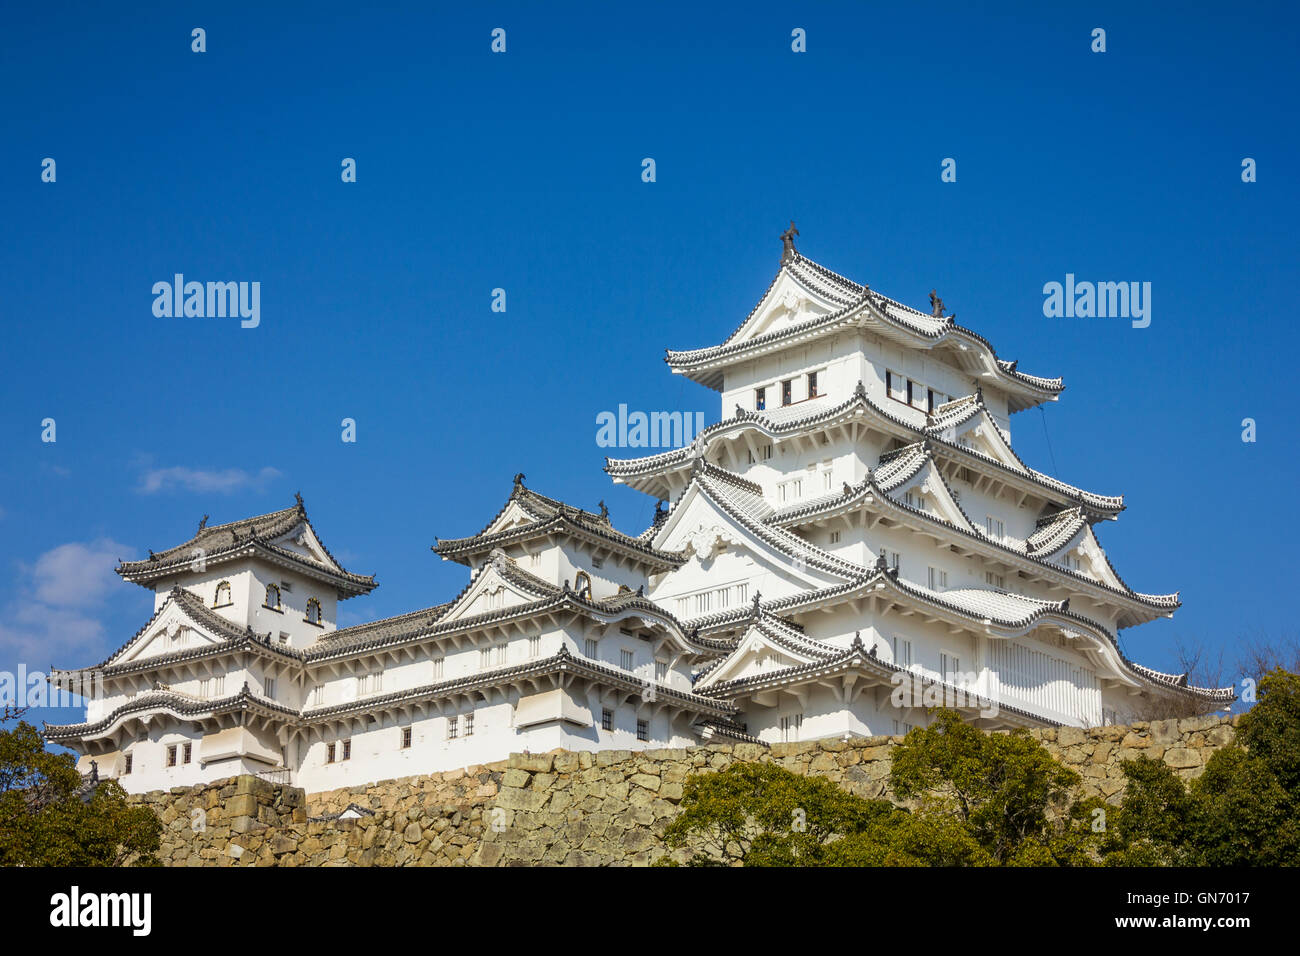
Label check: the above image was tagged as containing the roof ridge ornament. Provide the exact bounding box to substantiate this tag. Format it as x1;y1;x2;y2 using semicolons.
198;514;208;532
295;491;304;509
598;500;609;522
780;221;799;263
512;473;526;495
928;290;951;319
853;380;867;400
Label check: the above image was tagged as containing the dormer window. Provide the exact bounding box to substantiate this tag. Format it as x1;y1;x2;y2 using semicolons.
304;597;323;626
263;583;282;612
213;581;232;608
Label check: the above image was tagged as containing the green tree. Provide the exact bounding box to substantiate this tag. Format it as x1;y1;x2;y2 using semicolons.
889;710;1081;864
0;720;161;866
660;761;897;865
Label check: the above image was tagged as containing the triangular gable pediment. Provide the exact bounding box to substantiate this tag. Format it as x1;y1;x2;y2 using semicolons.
695;625;825;690
438;561;551;625
885;461;976;534
267;520;342;572
1061;527;1121;589
727;270;842;347
651;483;846;599
111;596;231;667
481;500;543;537
933;409;1024;474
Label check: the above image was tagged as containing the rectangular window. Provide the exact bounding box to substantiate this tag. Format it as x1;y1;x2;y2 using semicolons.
620;649;635;671
265;677;276;698
496;643;507;665
909;379;927;410
986;516;1005;541
528;635;540;658
464;713;474;737
636;719;649;742
166;745;177;768
986;571;1005;589
754;386;767;411
602;708;613;731
941;653;961;683
887;370;907;402
829;530;841;544
654;660;668;683
183;742;192;764
480;647;492;668
928;567;948;590
341;739;351;761
447;716;458;740
807;371;819;398
780;714;803;743
432;657;445;679
279;631;290;644
761;444;773;461
326;742;336;764
892;636;913;670
199;678;209;697
781;380;793;405
124;753;133;774
401;727;412;749
585;638;599;658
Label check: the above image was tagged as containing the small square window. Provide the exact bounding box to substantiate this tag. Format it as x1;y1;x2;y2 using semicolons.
601;708;613;731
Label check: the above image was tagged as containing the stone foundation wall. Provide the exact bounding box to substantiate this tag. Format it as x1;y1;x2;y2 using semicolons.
127;714;1238;866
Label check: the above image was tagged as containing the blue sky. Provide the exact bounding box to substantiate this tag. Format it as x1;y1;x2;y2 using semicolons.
2;1;1297;730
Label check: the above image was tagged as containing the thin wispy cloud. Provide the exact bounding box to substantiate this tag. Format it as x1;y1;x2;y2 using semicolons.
1;537;134;668
138;465;281;495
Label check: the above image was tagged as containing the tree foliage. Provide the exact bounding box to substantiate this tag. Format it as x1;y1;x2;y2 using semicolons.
661;672;1300;866
0;720;161;866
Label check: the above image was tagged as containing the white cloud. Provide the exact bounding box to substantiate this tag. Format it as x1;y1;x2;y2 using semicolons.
138;465;281;495
28;538;128;608
0;538;134;669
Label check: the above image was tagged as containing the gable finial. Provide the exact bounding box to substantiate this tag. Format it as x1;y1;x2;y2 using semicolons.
198;514;208;532
780;221;799;262
294;491;304;510
929;290;946;318
513;472;526;492
598;500;609;521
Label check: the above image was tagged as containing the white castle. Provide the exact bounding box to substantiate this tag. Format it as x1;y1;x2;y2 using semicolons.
47;232;1232;793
